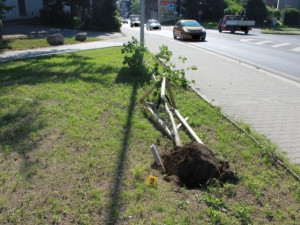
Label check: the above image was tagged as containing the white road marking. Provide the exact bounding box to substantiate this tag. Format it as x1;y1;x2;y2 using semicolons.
291;47;300;52
255;40;273;45
271;42;291;48
240;39;256;42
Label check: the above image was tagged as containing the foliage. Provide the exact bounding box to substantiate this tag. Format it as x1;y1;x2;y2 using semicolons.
131;0;141;14
282;8;300;26
121;37;195;88
0;0;13;19
224;0;244;16
183;0;227;21
39;0;120;31
121;37;147;75
39;0;72;27
92;0;120;32
266;6;281;21
244;0;268;25
154;45;196;88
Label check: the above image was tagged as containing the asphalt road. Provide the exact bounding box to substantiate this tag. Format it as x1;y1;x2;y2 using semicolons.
120;24;300;82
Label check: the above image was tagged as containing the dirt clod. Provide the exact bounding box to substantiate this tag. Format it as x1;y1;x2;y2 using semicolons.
162;142;237;188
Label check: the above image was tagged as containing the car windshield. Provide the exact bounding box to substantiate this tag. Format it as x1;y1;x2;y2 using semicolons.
182;20;201;27
149;20;159;24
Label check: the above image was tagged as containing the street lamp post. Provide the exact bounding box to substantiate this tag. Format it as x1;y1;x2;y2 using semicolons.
140;0;145;46
198;1;202;22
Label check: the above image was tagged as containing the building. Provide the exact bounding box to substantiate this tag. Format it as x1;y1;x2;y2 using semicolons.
4;0;43;21
145;0;177;23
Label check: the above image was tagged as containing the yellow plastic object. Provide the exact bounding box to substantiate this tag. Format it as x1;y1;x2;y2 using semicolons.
146;175;158;187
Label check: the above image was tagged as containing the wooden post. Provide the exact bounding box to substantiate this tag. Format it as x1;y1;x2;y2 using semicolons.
174;108;203;144
161;77;166;99
150;144;166;172
166;79;177;108
165;101;182;146
139;84;156;103
142;101;174;140
177;117;189;129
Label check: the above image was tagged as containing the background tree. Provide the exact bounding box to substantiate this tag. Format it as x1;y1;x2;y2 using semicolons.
184;0;226;21
131;0;140;14
282;7;300;26
0;0;13;41
92;0;120;32
224;0;244;15
244;0;268;25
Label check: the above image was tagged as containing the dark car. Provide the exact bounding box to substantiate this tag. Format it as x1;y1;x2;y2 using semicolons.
130;18;140;27
173;20;206;41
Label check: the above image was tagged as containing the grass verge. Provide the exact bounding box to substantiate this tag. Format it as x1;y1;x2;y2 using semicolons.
0;47;299;224
261;27;300;35
0;37;100;52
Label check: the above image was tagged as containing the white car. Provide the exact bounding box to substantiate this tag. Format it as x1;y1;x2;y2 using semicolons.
146;19;161;30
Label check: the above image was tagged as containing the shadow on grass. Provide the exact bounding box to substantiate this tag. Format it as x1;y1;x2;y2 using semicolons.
106;66;150;224
0;99;45;177
0;39;13;52
0;52;123;178
0;53;120;88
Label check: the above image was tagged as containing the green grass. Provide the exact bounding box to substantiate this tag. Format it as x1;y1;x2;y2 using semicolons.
0;37;100;51
0;47;299;224
261;26;300;35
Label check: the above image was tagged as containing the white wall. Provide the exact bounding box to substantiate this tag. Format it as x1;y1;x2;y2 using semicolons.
4;0;43;21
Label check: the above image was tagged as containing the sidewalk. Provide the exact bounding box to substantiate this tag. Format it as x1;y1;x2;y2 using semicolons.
1;30;300;165
142;37;300;165
0;40;123;63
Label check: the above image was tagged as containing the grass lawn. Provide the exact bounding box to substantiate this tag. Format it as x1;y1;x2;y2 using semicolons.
261;27;300;35
0;47;299;224
0;37;100;52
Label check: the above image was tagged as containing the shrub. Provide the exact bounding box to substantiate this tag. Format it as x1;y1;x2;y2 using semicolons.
39;3;71;27
282;8;300;26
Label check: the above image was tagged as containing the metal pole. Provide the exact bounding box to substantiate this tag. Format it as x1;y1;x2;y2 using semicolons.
179;0;182;19
140;0;145;46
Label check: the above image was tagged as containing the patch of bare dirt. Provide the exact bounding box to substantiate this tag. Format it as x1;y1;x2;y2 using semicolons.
162;142;237;188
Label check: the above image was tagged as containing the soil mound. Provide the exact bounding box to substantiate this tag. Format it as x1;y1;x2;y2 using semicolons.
162;142;236;188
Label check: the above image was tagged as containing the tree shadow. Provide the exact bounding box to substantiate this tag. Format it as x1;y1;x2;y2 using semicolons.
0;53;120;89
0;52;122;178
0;99;44;178
0;39;13;52
106;66;151;224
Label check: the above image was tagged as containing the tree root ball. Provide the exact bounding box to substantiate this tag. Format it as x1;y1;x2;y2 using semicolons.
162;142;237;188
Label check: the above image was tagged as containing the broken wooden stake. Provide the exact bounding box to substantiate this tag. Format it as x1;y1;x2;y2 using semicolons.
150;144;166;172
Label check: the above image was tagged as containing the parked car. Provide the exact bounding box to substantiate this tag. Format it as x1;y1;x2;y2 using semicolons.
173;20;206;41
121;18;129;24
146;19;161;30
130;18;140;27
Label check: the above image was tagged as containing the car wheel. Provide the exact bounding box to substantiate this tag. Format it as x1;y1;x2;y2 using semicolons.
218;27;222;33
173;32;177;39
244;30;249;35
181;33;184;41
230;27;235;34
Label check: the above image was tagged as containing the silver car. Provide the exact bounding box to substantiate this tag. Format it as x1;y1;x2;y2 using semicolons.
146;19;161;30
